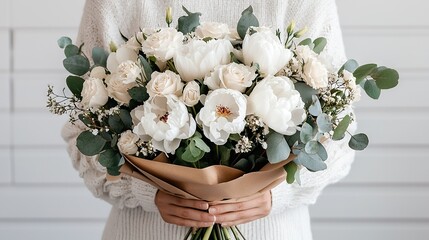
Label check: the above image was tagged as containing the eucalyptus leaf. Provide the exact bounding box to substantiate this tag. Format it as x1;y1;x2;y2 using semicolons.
372;67;399;89
178;6;201;34
298;38;312;47
189;141;201;157
63;55;90;76
98;149;121;168
284;161;298;184
353;63;377;84
219;145;232;165
349;133;369;150
119;109;132;129
64;44;80;57
57;36;72;49
128;86;149;103
194;137;210;152
66;76;84;98
76;130;107;156
234;158;254;172
92;47;109;67
237;6;259;40
313;37;327;54
316;113;332;133
332;115;351;141
229;134;241;142
305;140;319;155
139;56;153;82
339;59;359;74
317;142;328;161
300;122;313;144
266;132;291;164
108;114;125;133
364;79;381;99
294;82;318;107
107;165;121;176
182;147;204;163
308;95;322;116
296;151;327;172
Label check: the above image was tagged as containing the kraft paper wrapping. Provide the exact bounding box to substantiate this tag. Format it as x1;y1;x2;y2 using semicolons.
120;153;294;202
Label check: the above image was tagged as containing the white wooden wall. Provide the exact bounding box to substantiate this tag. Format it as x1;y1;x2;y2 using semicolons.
0;0;427;239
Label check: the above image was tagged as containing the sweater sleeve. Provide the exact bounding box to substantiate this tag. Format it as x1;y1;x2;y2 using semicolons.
62;0;159;212
270;0;355;213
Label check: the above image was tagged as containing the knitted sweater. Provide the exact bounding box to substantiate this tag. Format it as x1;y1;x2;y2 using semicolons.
62;0;354;239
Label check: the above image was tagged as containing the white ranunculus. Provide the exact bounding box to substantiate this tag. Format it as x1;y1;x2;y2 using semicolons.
141;28;183;62
247;75;306;135
146;70;184;97
174;39;233;82
133;96;196;154
90;66;107;79
204;63;256;93
242;28;292;77
117;60;141;84
302;56;329;89
81;77;109;109
195;22;230;39
117;130;140;155
181;81;201;107
107;46;138;73
105;73;137;105
197;89;246;145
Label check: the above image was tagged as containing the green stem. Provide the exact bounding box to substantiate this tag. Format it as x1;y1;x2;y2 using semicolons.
184;227;193;240
235;226;246;240
230;227;240;240
202;225;214;240
222;227;232;240
192;228;204;240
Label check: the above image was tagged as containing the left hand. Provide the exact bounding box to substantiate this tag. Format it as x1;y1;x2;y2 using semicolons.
208;191;272;227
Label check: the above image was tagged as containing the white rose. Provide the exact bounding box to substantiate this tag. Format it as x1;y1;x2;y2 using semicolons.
126;32;145;51
117;60;141;84
147;70;184;97
105;74;137;105
117;130;140;155
174;39;233;82
107;46;138;73
247;75;306;135
195;22;230;39
204;63;256;93
90;66;107;79
294;45;316;62
181;81;201;107
141;28;183;62
133;96;196;154
302;56;329;89
242;28;292;77
197;89;246;145
81;77;109;109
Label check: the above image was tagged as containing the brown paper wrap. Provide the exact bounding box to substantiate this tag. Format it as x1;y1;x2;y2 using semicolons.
120;153;294;202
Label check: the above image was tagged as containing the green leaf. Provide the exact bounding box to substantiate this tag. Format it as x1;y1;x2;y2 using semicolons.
300;122;313;144
308;95;322;116
66;76;84;98
237;6;260;40
92;47;109;67
229;134;241;142
332;115;351;140
108;114;125;133
63;55;90;76
339;59;359;74
139;56;153;82
298;38;312;47
316;113;332;133
294;82;318;107
317;142;328;161
372;67;399;89
119;109;132;129
284;161;298;184
219;145;232;165
266;132;291;164
98;149;121;168
178;6;201;34
364;79;381;99
349;133;369;151
57;36;72;49
128;86;149;103
64;44;80;57
313;37;327;54
107;165;121;176
234;157;255;172
305;140;319;155
189;141;202;157
296;151;327;172
194;137;210;152
181;147;204;163
76;130;107;156
353;64;377;84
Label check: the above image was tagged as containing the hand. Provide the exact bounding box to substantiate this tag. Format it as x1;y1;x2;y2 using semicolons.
155;190;216;228
208;191;272;227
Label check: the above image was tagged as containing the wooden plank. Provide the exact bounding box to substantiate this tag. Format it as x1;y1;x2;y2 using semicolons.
311;185;429;219
0;149;11;183
0;186;110;219
0;30;10;70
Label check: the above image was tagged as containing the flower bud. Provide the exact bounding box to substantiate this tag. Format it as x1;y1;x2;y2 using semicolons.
294;26;308;38
166;7;173;26
286;21;295;35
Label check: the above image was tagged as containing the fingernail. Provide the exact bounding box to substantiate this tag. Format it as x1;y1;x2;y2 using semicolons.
201;203;209;209
209;207;216;214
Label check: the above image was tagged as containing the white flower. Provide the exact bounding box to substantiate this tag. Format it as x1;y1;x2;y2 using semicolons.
90;66;107;79
147;70;184;97
118;130;140;155
126;32;145;51
302;56;329;89
107;46;138;73
81;77;109;109
342;70;361;102
294;45;315;62
130;105;145;125
197;89;246;145
204;63;256;93
116;60;141;84
141;28;183;62
242;28;292;76
105;74;137;105
195;22;230;39
247;75;306;135
174;39;233;82
181;81;201;107
133;96;196;154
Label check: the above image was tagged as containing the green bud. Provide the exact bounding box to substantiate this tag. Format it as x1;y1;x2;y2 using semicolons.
109;41;117;52
294;26;308;38
286;21;295;34
166;7;173;27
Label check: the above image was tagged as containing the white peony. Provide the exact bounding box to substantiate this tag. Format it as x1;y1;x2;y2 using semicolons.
147;70;184;97
181;81;201;107
105;73;137;105
195;22;230;39
141;28;183;62
174;39;233;82
302;56;329;89
81;77;109;109
247;75;306;135
133;96;196;154
106;46;138;73
90;66;107;79
197;89;247;145
204;63;256;93
117;130;140;155
242;28;292;77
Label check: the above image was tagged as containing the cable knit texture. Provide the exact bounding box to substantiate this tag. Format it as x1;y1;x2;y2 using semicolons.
62;0;354;239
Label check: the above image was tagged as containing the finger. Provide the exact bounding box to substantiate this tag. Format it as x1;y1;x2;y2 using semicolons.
157;191;209;210
169;206;216;222
209;196;265;215
163;214;215;228
214;207;264;223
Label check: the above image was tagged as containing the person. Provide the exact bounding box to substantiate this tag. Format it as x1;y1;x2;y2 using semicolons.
62;0;355;239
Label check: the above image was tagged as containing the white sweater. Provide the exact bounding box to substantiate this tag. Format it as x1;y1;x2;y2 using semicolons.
62;0;354;239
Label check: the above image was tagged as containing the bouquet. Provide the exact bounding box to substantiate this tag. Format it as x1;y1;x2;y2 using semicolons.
47;6;399;240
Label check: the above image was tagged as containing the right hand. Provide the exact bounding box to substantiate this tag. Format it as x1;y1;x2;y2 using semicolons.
155;190;216;227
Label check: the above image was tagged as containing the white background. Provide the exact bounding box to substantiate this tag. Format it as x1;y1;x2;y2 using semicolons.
0;0;428;239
